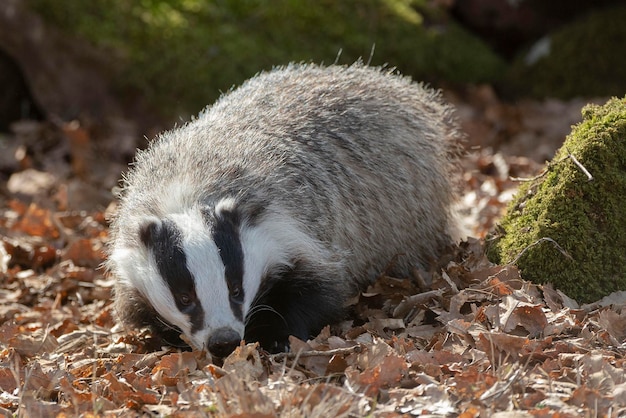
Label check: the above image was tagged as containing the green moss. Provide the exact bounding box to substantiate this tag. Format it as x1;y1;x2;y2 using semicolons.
488;97;626;302
28;0;504;120
507;5;626;99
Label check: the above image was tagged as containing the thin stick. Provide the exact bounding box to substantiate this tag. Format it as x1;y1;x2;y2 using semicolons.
511;237;573;265
393;288;445;318
511;150;592;182
566;149;593;181
272;345;362;361
510;169;549;182
510;155;569;182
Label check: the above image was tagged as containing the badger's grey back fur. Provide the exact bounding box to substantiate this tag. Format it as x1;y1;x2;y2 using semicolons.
108;63;462;356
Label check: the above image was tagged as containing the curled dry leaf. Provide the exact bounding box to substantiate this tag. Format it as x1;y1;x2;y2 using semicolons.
344;338;409;397
222;342;266;382
151;351;198;386
597;308;626;343
484;296;548;337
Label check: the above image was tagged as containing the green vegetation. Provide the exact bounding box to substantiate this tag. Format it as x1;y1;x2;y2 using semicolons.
507;5;626;99
29;0;505;120
487;97;626;302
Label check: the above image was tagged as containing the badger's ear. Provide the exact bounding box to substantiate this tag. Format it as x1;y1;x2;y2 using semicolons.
210;196;266;226
138;217;161;248
214;197;238;217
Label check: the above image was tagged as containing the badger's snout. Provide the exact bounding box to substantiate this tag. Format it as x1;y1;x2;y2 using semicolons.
207;327;241;358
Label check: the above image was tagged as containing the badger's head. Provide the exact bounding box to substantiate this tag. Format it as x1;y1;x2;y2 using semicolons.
109;198;293;358
110;196;348;358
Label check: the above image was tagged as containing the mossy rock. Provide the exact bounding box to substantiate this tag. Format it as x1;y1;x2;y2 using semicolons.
28;0;504;121
487;97;626;303
506;5;626;99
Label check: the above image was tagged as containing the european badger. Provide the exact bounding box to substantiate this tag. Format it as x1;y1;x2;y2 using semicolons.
107;63;462;358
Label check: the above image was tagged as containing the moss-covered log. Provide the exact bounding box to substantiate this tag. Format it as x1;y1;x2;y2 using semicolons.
488;97;626;302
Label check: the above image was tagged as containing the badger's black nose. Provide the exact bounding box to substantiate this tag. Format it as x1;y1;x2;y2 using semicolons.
207;328;241;358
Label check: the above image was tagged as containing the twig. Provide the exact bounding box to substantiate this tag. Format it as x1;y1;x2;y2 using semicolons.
272;345;362;361
511;237;573;265
510;155;569;182
511;150;592;182
566;148;593;181
393;288;445;318
510;167;551;182
479;366;523;402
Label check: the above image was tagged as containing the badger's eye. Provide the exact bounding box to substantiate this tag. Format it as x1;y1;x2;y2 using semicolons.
229;286;244;304
178;293;193;306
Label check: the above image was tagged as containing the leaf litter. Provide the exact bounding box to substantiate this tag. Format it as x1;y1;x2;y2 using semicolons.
1;95;625;416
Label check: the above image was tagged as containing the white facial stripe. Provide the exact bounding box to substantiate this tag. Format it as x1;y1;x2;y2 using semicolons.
169;210;244;348
240;225;288;316
239;208;332;319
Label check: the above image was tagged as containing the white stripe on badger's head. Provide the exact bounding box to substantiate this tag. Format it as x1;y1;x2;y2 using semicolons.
169;209;242;348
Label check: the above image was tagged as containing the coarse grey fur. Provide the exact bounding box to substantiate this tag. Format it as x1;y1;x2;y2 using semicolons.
107;63;463;354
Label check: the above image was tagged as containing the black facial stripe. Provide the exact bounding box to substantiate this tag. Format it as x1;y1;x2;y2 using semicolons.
139;218;204;333
210;206;245;321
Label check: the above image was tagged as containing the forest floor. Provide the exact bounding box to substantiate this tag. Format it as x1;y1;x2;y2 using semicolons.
1;87;625;417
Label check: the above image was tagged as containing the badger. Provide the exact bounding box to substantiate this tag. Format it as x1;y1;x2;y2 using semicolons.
107;63;463;358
